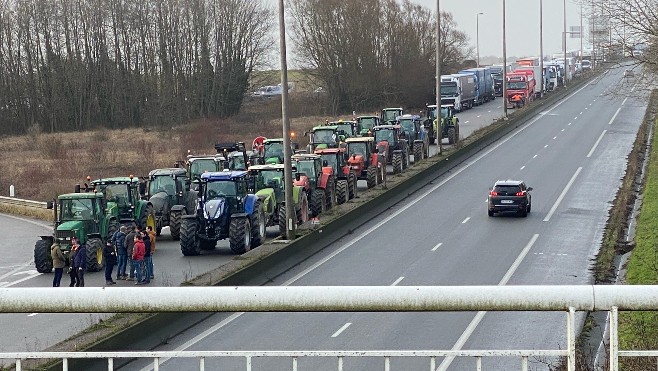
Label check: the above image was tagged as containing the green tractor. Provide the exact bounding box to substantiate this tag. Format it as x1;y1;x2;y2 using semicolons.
215;142;261;171
432;104;460;145
355;115;381;136
34;192;119;273
255;138;298;165
248;164;309;236
143;168;197;239
327;120;358;139
85;176;156;231
380;107;404;125
306;125;347;153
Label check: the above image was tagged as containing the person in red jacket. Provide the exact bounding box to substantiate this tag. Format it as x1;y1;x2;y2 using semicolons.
131;234;146;285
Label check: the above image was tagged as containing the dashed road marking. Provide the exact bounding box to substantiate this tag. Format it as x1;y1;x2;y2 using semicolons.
544;145;548;148
533;154;538;159
520;165;525;170
431;243;443;252
331;323;352;338
27;313;38;317
391;277;405;286
553;136;557;140
544;167;582;222
461;217;470;224
607;107;621;125
587;130;607;158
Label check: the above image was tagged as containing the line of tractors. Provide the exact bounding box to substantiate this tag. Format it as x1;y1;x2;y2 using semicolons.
34;106;460;273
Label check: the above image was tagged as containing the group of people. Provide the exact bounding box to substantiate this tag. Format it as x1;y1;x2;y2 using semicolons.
50;224;156;287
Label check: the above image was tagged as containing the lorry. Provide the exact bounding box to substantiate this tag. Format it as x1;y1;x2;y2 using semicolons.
514;66;543;97
440;73;476;112
457;68;495;104
506;72;535;109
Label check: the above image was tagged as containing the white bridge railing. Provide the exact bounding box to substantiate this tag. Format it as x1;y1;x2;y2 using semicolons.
0;195;48;208
2;285;657;371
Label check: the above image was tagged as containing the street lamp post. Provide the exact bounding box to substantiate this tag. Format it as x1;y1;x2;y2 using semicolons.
563;0;568;87
436;0;442;155
502;0;507;119
476;12;484;68
539;0;544;98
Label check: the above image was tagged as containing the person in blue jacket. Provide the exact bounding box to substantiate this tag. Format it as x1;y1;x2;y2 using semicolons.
74;242;87;287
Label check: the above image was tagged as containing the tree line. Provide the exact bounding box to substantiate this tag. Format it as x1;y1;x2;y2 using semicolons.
0;0;470;135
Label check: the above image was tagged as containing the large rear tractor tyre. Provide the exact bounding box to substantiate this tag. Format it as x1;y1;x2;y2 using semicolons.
180;217;201;256
139;203;156;231
310;189;326;217
106;220;119;242
86;238;104;272
278;206;287;237
229;217;251;254
325;178;336;210
34;239;53;273
402;150;409;169
392;153;402;174
413;143;423;163
336;180;348;205
296;192;309;225
366;167;377;188
170;211;182;240
448;127;456;145
348;174;357;199
251;201;266;247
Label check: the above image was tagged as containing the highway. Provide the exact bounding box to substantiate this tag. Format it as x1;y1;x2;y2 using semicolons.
0;67;644;370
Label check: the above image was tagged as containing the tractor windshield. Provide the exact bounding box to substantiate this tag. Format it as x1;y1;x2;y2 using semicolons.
336;124;353;137
228;153;247;170
358;118;376;132
263;143;284;163
383;110;399;122
190;159;219;179
255;170;284;192
60;198;95;221
398;119;415;134
149;175;176;196
374;129;395;144
295;160;317;182
320;154;338;172
440;108;450;119
348;143;367;157
312;129;337;145
206;181;237;199
97;184;130;207
427;108;437;120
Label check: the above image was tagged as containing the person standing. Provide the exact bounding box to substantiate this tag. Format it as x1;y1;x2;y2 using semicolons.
146;226;156;280
68;238;80;287
74;242;87;287
131;234;146;285
114;226;128;280
141;231;152;284
124;225;137;281
103;241;117;285
51;242;66;287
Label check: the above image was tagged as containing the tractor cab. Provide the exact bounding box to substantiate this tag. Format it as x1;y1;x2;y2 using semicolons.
346;137;376;167
56;193;108;244
292;154;323;189
314;148;347;177
307;125;346;152
249;164;286;201
380;107;403;124
355;116;381;136
146;168;189;203
83;176;155;229
199;171;250;223
327;120;358;139
215;142;256;171
396;114;423;142
185;155;225;181
372;125;403;147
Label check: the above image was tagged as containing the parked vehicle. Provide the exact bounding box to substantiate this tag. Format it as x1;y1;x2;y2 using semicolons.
371;125;409;174
396;114;430;161
381;108;403;125
506;72;535;109
458;68;495;104
514;66;543;97
355;115;381;136
440;74;476;112
434;104;460;145
345;137;384;188
306;125;347;153
291;154;337;217
142;168;196;239
314;148;358;204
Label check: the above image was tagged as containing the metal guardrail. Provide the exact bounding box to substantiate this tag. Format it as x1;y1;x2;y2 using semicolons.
0;195;47;209
2;286;658;371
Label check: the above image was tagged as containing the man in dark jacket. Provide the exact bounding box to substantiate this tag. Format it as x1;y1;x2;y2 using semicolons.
141;231;151;284
124;225;137;281
74;243;87;287
103;241;117;285
68;238;80;287
113;225;128;280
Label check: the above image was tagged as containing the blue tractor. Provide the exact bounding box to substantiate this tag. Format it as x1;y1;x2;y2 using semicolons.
179;171;266;255
396;114;430;162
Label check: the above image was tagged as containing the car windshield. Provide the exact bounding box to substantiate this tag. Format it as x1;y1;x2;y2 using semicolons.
60;198;94;221
374;129;395;143
348;143;367;157
359;118;376;130
264;143;284;161
206;181;236;199
441;84;458;95
494;185;522;195
507;81;527;89
149;175;176;196
383;110;399;121
190;159;219;178
312;129;337;144
399;119;415;133
295;160;316;181
97;184;130;206
255;170;284;191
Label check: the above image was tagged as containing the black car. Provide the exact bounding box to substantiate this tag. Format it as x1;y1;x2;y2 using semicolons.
488;180;532;217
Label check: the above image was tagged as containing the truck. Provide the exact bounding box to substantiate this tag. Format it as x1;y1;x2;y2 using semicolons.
440;73;476;112
457;68;495;104
514;66;543;97
543;64;558;92
506;72;535;109
516;57;541;67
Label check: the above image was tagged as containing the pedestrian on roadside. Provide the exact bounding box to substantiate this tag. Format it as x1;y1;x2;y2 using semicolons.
103;240;117;285
113;225;128;280
68;238;80;287
74;242;87;287
141;231;152;284
51;242;65;287
124;225;137;281
132;234;146;285
146;225;156;280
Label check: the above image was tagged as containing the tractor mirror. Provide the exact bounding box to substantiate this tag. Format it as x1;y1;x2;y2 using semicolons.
46;201;54;210
138;182;146;197
74;184;81;193
295;173;302;181
322;160;328;167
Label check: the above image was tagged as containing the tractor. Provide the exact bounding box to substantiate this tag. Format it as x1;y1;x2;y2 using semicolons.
306;125;347;153
381;107;404;125
314;147;358;205
183;154;225;191
84;176;156;231
422;104;438;145
142;167;197;239
254;138;298;165
34;192;119;273
371;125;410;174
215;142;260;171
327;120;358;139
396;114;430;162
248;164;309;236
291;153;337;217
345;137;384;188
355;115;381;136
433;104;460;145
179;171;266;255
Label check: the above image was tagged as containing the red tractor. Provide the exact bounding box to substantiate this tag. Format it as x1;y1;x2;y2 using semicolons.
314;147;358;205
345;137;384;188
371;124;410;174
291;154;337;217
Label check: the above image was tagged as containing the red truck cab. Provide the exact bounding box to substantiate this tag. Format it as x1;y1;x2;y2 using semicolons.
506;72;535;109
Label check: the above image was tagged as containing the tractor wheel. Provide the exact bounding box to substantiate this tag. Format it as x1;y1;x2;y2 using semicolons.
402;149;409;169
296;192;309;225
413;142;423;163
278;205;287;237
106;220;119;242
336;180;348;205
170;211;182;240
229;217;251;254
251;201;266;247
180;217;201;256
348;174;357;199
392;153;402;174
366;167;377;188
325;178;336;210
310;189;326;217
86;238;104;272
448;127;456;145
139;203;156;231
34;239;53;273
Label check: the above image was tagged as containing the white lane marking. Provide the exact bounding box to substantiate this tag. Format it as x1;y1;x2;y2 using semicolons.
461;217;470;224
488;110;491;113
561;129;565;132
520;166;525;170
585;107;588;110
543;167;583;222
0;259;35;282
574;116;578;120
533;154;538;159
436;234;540;371
608;107;621;125
630;85;636;92
27;313;38;317
544;145;548;148
476;115;481;118
431;243;443;252
579;111;583;115
622;97;628;105
331;323;352;338
1;273;41;288
553;136;557;140
142;79;593;370
391;277;404;286
587;130;607;158
589;103;592;106
464;121;470;124
568;122;572;126
13;270;38;276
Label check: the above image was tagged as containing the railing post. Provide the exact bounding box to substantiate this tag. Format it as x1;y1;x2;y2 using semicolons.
108;357;113;371
610;306;619;371
63;358;68;371
522;355;528;371
384;356;390;371
567;306;576;371
245;355;250;371
153;357;159;371
293;356;298;371
476;356;482;371
338;356;343;371
199;356;205;371
15;359;21;371
430;356;436;371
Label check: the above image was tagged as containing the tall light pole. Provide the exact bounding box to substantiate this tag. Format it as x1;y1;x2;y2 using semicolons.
436;0;442;155
502;0;508;119
539;0;544;98
476;12;484;67
563;0;568;87
278;0;295;240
